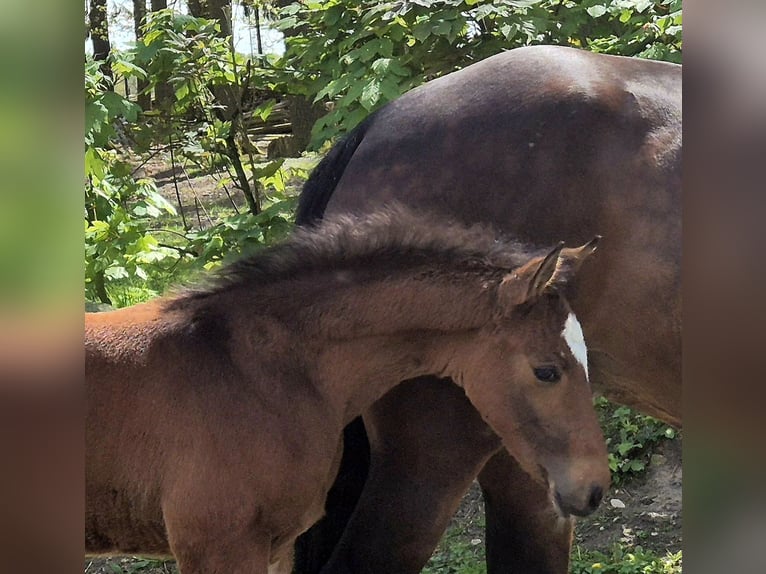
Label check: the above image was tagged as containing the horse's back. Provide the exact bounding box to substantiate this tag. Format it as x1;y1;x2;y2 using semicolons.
330;45;681;231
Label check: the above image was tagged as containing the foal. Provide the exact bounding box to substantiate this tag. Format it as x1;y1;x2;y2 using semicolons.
86;208;608;574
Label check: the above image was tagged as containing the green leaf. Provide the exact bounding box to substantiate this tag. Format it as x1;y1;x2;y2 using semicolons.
617;442;634;456
634;0;654;12
112;59;148;80
85;101;108;139
500;23;518;41
412;22;432;43
101;91;141;123
433;19;453;38
175;82;190;101
379;78;403;103
252;158;285;180
200;235;225;260
371;57;392;76
586;5;608;18
360;79;382;110
134;266;149;281
86;220;111;241
104;266;129;280
84;147;107;180
253;99;276;122
316;76;350;100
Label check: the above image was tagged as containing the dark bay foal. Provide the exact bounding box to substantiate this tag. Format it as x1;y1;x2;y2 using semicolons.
86;208;608;574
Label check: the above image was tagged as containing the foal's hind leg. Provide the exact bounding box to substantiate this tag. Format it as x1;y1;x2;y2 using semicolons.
479;449;574;574
319;377;501;574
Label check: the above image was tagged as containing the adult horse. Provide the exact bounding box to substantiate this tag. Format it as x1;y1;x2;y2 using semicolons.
294;45;681;574
86;208;609;574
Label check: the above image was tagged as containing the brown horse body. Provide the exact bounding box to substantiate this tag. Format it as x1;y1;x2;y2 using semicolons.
295;45;681;573
86;209;609;574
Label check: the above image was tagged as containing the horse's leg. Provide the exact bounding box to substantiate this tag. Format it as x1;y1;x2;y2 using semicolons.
320;377;502;574
479;449;574;574
293;418;370;573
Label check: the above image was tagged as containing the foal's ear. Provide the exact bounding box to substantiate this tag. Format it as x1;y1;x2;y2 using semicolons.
497;242;564;309
551;235;601;285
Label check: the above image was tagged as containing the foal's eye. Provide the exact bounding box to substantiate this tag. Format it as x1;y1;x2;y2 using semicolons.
533;366;561;384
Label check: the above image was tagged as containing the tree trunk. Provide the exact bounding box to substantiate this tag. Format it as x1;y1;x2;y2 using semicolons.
287;95;325;152
132;0;151;109
150;0;173;110
88;0;112;80
188;0;232;38
273;1;328;152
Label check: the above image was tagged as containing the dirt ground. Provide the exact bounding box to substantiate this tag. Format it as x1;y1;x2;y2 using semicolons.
574;438;682;555
445;437;682;559
135;151;317;227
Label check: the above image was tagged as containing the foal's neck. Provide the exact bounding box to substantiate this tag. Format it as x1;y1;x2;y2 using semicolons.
299;272;498;425
312;330;471;425
204;265;501;426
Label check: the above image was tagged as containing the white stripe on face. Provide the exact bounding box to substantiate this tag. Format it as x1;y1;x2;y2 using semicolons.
562;313;589;382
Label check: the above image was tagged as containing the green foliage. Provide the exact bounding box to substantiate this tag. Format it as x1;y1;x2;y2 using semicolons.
595;397;677;484
571;544;682;574
130;9;242;114
84;11;307;307
185;184;299;270
275;0;682;147
85;59;179;304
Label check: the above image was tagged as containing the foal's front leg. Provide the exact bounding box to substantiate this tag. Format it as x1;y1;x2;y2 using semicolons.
162;488;273;574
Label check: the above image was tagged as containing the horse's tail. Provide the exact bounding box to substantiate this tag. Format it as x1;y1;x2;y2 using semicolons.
295;113;377;226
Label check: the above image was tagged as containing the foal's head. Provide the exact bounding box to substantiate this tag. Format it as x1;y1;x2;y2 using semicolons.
455;239;610;518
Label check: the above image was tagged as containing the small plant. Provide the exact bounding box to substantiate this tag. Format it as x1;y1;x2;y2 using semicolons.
595;397;677;485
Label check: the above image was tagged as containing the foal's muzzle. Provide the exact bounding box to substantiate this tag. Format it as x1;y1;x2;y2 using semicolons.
553;483;604;518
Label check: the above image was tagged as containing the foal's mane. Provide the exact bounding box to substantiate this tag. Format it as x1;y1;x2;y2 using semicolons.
166;205;535;309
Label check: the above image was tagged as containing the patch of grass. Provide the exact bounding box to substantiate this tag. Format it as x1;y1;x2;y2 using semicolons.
84;556;177;574
422;519;682;574
423;519;486;574
571;544;682;574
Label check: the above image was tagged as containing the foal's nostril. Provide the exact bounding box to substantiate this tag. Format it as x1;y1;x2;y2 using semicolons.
588;485;604;511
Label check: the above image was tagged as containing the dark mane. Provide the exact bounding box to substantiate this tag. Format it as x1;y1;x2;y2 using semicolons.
166;204;538;309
